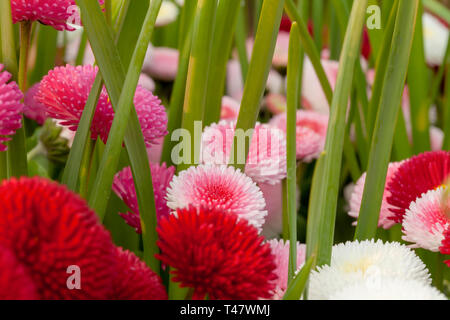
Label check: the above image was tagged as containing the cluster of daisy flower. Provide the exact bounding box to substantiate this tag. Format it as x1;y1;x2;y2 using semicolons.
0;0;449;302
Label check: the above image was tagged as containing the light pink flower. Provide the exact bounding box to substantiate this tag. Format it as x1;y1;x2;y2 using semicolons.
272;32;290;68
220;96;240;121
112;163;175;233
0;65;24;152
138;73;156;92
270;110;328;162
402;187;449;252
202;121;287;184
166;164;268;231
147;136;165;164
11;0;104;31
348;162;403;229
143;47;179;82
24;83;47;125
264;93;287;115
268;239;306;299
37;65;168;146
259;182;283;238
302;58;339;114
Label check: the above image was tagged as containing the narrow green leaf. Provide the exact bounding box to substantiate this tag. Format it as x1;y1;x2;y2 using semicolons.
203;0;241;127
286;22;301;283
0;0;18;78
306;0;368;267
77;0;162;274
283;255;316;300
30;25;57;84
311;0;324;51
177;0;218;172
235;2;249;82
231;0;285;171
355;0;419;240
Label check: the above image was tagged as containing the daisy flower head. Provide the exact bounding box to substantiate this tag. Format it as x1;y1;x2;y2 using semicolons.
0;65;24;152
143;47;179;82
0;177;116;299
259;182;283;238
166;164;267;231
308;240;431;300
110;247;167;300
0;246;37;300
220;96;241;121
348;162;402;229
329;278;446;300
402;187;450;252
270;110;328;162
387;151;450;223
37;65;168;147
268;239;306;299
156;206;277;300
23;83;47;125
202;121;287;184
113;163;175;233
11;0;104;31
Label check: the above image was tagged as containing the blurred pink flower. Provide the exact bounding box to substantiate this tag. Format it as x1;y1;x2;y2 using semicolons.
166;164;268;231
259;182;283;238
0;65;24;152
270;110;328;162
220;96;240;121
268;239;306;299
143;47;179;82
264;93;287;115
24;83;47;125
348;162;403;229
302;58;339;114
138;73;156;92
112;163;175;233
202;121;287;184
37;65;168;146
402;187;449;252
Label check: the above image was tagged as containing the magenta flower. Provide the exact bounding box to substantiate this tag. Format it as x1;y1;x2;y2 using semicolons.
0;65;24;152
112;163;175;233
24;83;47;125
270;110;329;162
37;65;168;146
11;0;104;31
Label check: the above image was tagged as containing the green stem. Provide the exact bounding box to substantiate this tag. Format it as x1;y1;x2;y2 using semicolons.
0;152;7;180
355;0;419;241
7;21;30;178
79;138;95;199
286;23;301;284
0;0;18;78
306;0;368;267
177;0;218;172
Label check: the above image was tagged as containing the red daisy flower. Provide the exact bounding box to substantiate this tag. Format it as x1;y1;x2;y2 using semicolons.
156;206;277;300
0;246;37;300
441;227;450;267
37;65;168;146
110;247;167;300
387;151;450;223
0;177;116;299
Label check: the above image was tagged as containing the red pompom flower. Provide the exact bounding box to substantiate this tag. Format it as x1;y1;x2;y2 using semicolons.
387;151;450;223
0;177;116;299
37;65;168;146
441;227;450;267
156;206;277;300
110;247;167;300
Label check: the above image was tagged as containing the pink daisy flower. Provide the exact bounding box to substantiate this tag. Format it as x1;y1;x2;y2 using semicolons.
348;162;403;229
202;121;287;184
166;164;268;231
0;65;24;152
264;93;287;115
268;239;306;299
387;151;450;223
112;163;175;233
37;65;168;146
270;110;328;162
402;187;449;252
143;47;179;82
220;96;241;121
24;83;47;125
11;0;104;31
259;182;283;238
